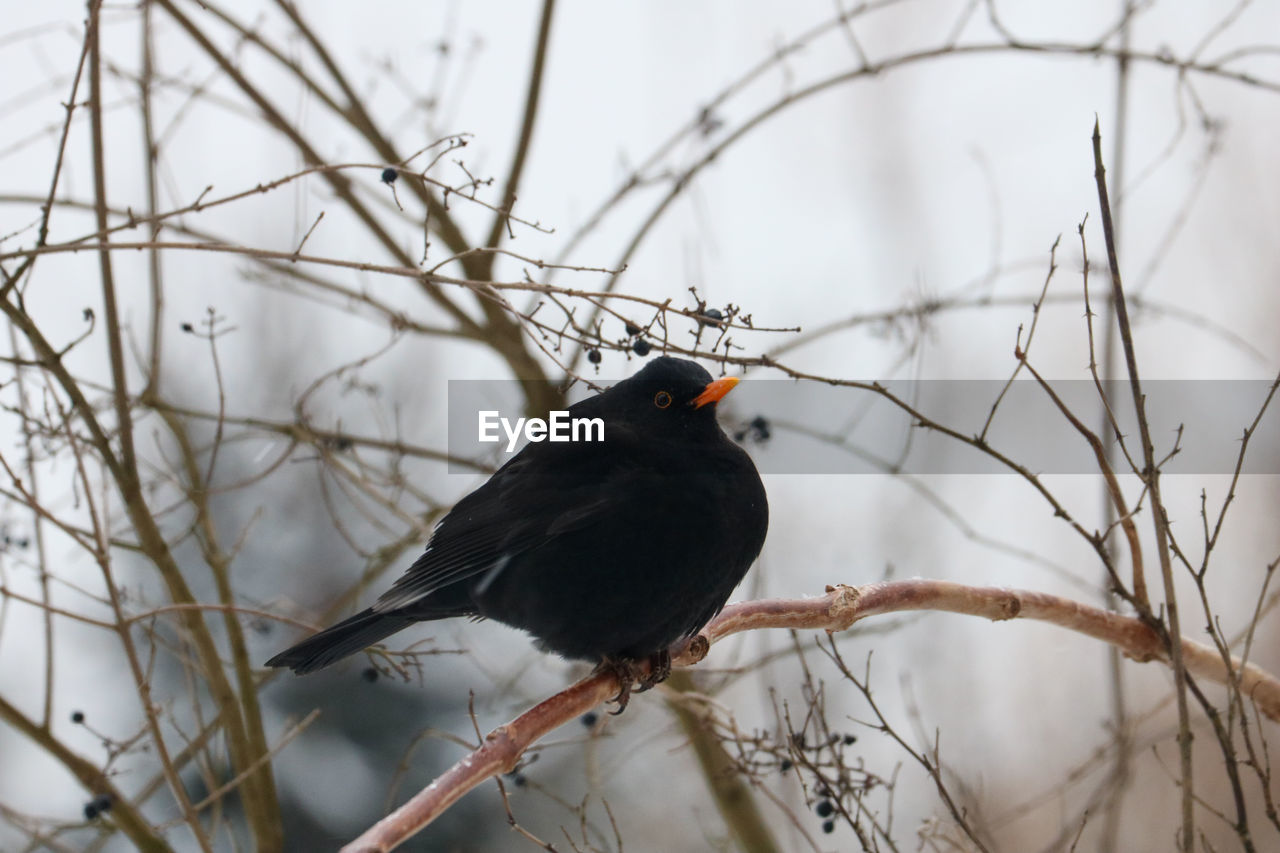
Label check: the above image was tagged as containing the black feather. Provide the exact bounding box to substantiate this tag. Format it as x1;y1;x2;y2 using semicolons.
266;357;768;672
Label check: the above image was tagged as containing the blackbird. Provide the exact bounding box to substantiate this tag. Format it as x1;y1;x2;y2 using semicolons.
266;356;768;698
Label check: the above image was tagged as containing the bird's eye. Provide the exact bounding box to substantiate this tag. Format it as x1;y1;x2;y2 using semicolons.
653;390;673;409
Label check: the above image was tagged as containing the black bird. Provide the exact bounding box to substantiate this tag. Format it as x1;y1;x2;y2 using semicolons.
266;357;768;697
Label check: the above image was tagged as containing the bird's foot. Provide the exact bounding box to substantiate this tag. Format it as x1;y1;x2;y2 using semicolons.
637;649;672;691
598;650;672;714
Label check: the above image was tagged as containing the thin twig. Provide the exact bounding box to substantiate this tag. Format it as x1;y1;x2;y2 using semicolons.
1092;118;1194;852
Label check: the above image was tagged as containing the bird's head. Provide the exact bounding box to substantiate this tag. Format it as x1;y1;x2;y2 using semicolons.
601;356;740;435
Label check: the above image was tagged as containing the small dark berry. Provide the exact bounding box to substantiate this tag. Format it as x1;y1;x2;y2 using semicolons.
633;339;651;356
84;802;99;820
697;307;724;327
361;667;379;683
180;322;194;332
843;734;856;745
587;349;602;364
581;712;599;727
778;759;792;772
624;322;641;336
381;167;398;184
83;308;94;322
822;819;835;834
93;795;112;813
815;800;834;818
71;711;85;724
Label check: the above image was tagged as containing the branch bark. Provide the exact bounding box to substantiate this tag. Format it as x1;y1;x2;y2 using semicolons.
342;580;1280;852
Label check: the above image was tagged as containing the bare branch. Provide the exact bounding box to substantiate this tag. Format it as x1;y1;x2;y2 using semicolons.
342;581;1280;851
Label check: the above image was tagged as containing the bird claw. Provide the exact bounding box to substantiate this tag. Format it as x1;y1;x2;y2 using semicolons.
636;649;671;691
599;650;673;714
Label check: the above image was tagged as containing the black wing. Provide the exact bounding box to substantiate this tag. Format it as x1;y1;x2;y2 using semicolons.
370;445;626;613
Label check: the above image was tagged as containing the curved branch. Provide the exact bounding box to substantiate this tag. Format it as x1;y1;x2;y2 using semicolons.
341;581;1280;852
564;37;1280;371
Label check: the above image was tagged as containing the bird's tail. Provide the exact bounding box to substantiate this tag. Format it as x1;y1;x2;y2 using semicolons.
265;608;420;674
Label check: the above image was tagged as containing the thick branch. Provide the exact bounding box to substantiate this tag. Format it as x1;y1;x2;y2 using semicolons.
342;581;1280;852
0;693;168;852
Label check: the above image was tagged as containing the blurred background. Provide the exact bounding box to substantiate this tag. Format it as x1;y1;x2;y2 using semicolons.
0;1;1277;850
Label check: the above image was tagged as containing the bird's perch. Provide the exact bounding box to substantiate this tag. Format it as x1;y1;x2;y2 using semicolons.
341;580;1280;852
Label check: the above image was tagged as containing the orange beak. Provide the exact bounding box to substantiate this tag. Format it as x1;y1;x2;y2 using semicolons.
691;376;739;409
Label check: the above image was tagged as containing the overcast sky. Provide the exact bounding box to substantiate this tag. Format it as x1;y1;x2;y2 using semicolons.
2;2;1278;850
